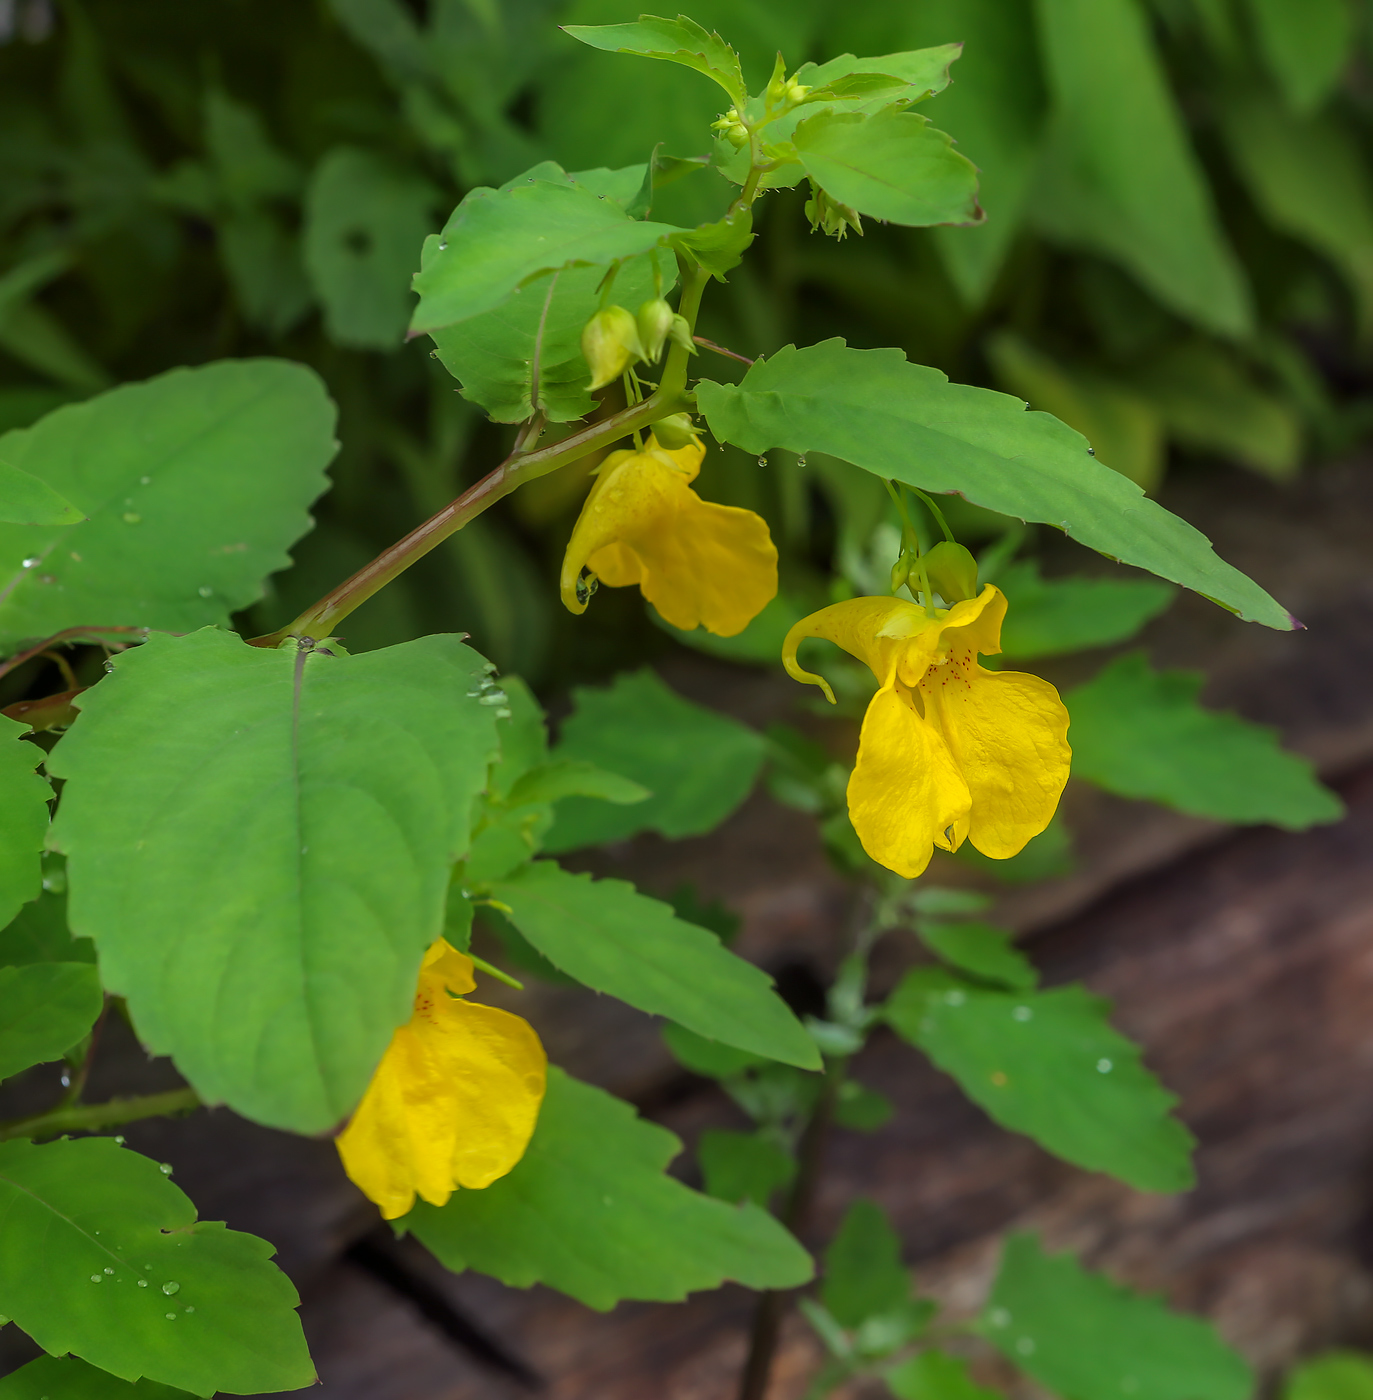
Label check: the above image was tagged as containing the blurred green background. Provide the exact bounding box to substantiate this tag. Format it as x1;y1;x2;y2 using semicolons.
1;0;1368;688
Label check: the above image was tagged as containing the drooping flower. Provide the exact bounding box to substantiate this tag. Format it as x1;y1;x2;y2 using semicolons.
783;586;1071;879
560;435;778;637
336;938;547;1220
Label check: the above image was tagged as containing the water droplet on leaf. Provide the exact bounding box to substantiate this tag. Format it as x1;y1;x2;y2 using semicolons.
137;1280;148;1288
21;556;39;569
90;1275;102;1283
1097;1058;1113;1073
158;1162;172;1174
198;586;212;598
1012;1005;1032;1022
166;1313;177;1320
104;1268;114;1275
162;1281;180;1295
122;513;141;525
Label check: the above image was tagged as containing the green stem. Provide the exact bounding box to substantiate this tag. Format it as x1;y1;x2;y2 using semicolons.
0;1087;202;1143
908;486;955;543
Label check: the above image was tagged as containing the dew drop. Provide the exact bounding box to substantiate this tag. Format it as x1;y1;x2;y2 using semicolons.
122;513;142;525
185;1306;195;1314
137;1280;148;1288
944;989;965;1006
1012;1005;1033;1022
60;1073;71;1088
198;586;212;598
162;1281;180;1295
757;456;768;467
21;556;40;569
140;476;151;485
1016;1337;1036;1356
1097;1058;1113;1073
104;1267;114;1275
1087;447;1096;456
158;1162;172;1174
988;1308;1011;1328
796;456;807;468
114;1135;125;1145
90;1275;102;1283
166;1312;177;1320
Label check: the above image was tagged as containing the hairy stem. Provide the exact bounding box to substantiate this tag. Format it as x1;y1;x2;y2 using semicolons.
0;1086;202;1143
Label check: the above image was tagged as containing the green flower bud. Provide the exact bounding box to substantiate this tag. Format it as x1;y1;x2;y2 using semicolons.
805;183;863;241
582;305;645;391
650;412;701;451
636;297;675;361
890;555;912;595
922;541;979;603
711;108;749;148
667;314;697;355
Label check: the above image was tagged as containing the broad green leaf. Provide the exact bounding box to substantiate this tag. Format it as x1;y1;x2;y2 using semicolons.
995;559;1175;659
430;251;663;423
1067;653;1343;829
542;667;766;851
47;628;501;1133
1029;0;1251;336
0;1137;313;1396
488;861;820;1069
888;1349;1004;1400
0;361;336;652
0;962;102;1079
1247;0;1354;114
983;1234;1252;1400
698;1128;795;1206
562;16;747;106
411;166;685;333
1285;1352;1373;1400
406;1067;813;1308
917;920;1038;991
792;107;980;227
662;1020;768;1078
823;1199;909;1327
0;1355;192;1398
303;145;438;349
696;341;1293;629
886;971;1195;1191
0;458;82;525
0;714;51;930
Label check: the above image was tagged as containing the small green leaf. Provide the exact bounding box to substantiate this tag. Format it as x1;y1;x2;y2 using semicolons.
488;861;820;1070
662;1021;768;1079
0;458;82;525
0;361;336;651
406;1068;813;1308
48;628;500;1133
886;974;1195;1192
303;146;439;350
1067;653;1343;829
822;1199;909;1327
0;715;50;931
411;165;685;333
983;1234;1252;1400
833;1079;894;1131
1284;1352;1373;1400
917;920;1038;991
543;668;766;851
562;16;747;106
0;1354;194;1398
996;560;1175;659
1246;0;1354;113
793;107;981;227
0;1137;314;1396
888;1349;1004;1400
0;962;102;1080
696;342;1293;629
505;758;649;809
698;1128;796;1207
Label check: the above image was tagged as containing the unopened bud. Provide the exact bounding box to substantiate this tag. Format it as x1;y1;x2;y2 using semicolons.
890;556;912;595
581;305;645;391
650;413;701;451
636;297;675;361
711;108;749;149
922;541;979;602
668;314;696;355
805;183;862;241
784;78;810;104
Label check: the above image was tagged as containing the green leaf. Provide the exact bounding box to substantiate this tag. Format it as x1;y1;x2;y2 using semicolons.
995;559;1175;659
833;1079;894;1131
696;342;1293;629
822;1199;909;1327
888;1349;1004;1400
1029;0;1251;336
47;628;501;1133
657;589;810;663
955;813;1075;885
217;212;314;339
0;962;102;1079
487;675;548;802
886;972;1195;1192
487;861;820;1069
0;714;51;930
662;1020;768;1078
542;668;766;852
917;920;1038;991
983;1234;1252;1400
430;251;663;423
0;458;82;526
698;1128;796;1206
411;165;685;333
1285;1352;1373;1400
0;1136;313;1396
0;361;336;653
1067;653;1344;828
792;107;980;227
406;1067;812;1308
1246;0;1354;113
303;146;438;349
0;884;94;967
0;1355;193;1398
505;758;649;809
562;16;747;106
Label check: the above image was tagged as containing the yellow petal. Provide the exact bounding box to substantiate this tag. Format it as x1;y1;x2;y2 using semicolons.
783;596;932;702
921;663;1071;859
846;684;971;878
892;585;1007;688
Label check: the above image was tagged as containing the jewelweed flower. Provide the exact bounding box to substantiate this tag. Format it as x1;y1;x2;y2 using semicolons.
337;938;546;1220
783;586;1070;878
560;435;777;636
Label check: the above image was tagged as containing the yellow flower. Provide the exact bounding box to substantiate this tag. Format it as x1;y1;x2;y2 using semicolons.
336;938;547;1221
560;435;778;637
783;586;1071;878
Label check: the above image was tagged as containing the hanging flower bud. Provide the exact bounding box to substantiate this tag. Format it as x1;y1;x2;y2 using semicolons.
922;541;979;603
711;108;750;149
581;305;645;391
668;314;696;355
637;297;676;361
783;77;811;105
805;183;863;241
650;412;701;451
890;554;912;595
